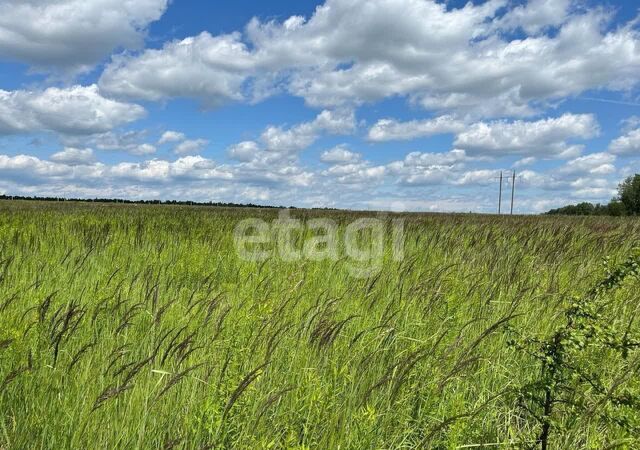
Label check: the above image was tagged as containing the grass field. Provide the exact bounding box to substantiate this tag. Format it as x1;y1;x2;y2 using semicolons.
1;201;640;449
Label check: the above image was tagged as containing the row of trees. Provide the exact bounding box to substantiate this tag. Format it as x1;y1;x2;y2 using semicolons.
0;195;284;209
546;174;640;216
0;195;343;211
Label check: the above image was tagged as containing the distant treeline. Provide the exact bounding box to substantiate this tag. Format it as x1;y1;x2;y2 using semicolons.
546;201;627;216
546;174;640;216
0;194;289;209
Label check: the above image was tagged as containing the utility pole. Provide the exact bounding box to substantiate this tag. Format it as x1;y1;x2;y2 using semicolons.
510;170;516;215
498;171;503;214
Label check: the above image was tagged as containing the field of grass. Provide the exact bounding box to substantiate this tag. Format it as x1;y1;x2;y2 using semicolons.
1;201;640;449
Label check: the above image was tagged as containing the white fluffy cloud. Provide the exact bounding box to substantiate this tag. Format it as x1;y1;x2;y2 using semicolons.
228;141;261;162
0;153;232;186
0;0;168;73
109;156;232;182
282;4;640;115
0;154;72;181
222;111;357;189
78;130;156;156
386;149;469;186
0;85;145;136
174;139;209;155
375;146;620;203
556;153;617;176
229;147;315;187
130;144;157;156
321;146;484;189
495;0;572;34
260;109;355;153
156;131;209;155
454;114;598;156
158;131;186;145
50;147;94;165
390;149;469;169
225;147;316;187
507;153;619;200
455;170;502;186
99;32;255;106
609;128;640;156
321;160;386;186
513;157;537;168
220;109;357;190
367;115;466;141
318;144;386;186
320;145;361;164
97;0;640;116
568;177;617;198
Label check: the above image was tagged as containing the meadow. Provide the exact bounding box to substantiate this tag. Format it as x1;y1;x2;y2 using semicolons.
1;201;639;449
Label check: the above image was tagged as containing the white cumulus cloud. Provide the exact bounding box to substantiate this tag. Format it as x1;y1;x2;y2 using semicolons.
609;128;640;156
97;0;640;117
556;153;617;176
0;0;168;74
367;115;466;142
320;145;361;164
99;32;256;106
260;109;355;154
158;131;186;145
174;139;209;155
50;147;95;165
0;85;145;136
454;114;598;157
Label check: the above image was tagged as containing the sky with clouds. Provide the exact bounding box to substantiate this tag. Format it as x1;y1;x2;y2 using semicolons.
0;0;639;213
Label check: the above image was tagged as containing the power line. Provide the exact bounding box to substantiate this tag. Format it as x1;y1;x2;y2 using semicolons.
510;171;516;215
498;171;503;214
495;170;517;215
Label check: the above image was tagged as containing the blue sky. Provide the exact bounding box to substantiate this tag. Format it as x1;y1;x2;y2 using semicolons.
0;0;639;212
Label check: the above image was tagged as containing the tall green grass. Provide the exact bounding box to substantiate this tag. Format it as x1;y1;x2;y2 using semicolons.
1;201;639;449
